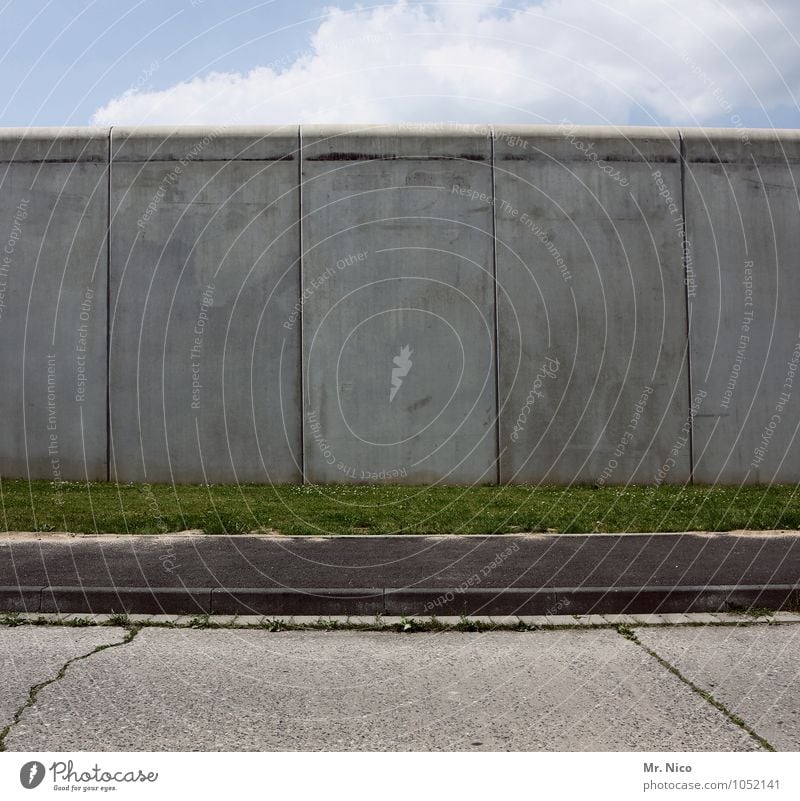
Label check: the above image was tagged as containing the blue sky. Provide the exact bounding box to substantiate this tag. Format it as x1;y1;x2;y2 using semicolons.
2;0;799;129
0;0;326;126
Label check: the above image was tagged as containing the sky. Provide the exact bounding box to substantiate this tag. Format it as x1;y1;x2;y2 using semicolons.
1;0;799;129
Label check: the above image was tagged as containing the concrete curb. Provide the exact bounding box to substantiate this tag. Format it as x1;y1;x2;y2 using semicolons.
212;588;383;616
1;584;797;616
5;612;800;629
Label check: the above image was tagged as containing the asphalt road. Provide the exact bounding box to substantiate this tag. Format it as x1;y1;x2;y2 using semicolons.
1;621;799;751
2;531;798;615
2;531;798;588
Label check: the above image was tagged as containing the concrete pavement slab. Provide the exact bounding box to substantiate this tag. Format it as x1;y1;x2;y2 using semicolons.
637;625;800;751
0;627;126;732
4;628;759;751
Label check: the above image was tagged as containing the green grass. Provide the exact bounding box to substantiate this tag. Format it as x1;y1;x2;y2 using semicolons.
0;479;798;535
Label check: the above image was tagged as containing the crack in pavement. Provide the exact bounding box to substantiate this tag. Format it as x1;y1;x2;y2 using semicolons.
615;625;776;752
0;626;141;752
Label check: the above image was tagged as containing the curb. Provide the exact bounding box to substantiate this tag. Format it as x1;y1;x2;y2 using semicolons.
1;584;798;616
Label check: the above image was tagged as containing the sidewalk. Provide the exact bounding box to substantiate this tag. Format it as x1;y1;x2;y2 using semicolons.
1;532;798;616
1;616;798;751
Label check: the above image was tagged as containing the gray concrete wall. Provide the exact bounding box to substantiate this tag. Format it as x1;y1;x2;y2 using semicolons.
0;123;798;485
494;126;690;484
108;127;301;484
301;125;497;483
0;129;108;483
684;129;800;484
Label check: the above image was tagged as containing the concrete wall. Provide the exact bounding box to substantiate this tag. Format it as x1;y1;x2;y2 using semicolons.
109;127;301;484
0;123;798;485
0;129;108;483
301;126;497;483
684;129;800;484
494;126;690;484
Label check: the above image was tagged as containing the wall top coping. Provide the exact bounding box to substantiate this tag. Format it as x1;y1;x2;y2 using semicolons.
1;124;800;164
111;125;299;162
681;126;800;163
0;127;109;163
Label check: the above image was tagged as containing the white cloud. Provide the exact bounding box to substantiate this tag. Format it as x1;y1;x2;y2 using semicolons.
91;0;800;126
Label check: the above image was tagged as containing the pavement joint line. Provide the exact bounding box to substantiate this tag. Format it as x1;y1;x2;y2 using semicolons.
0;625;140;752
614;624;776;752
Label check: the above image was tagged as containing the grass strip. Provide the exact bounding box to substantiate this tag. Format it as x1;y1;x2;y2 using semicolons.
0;479;799;535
